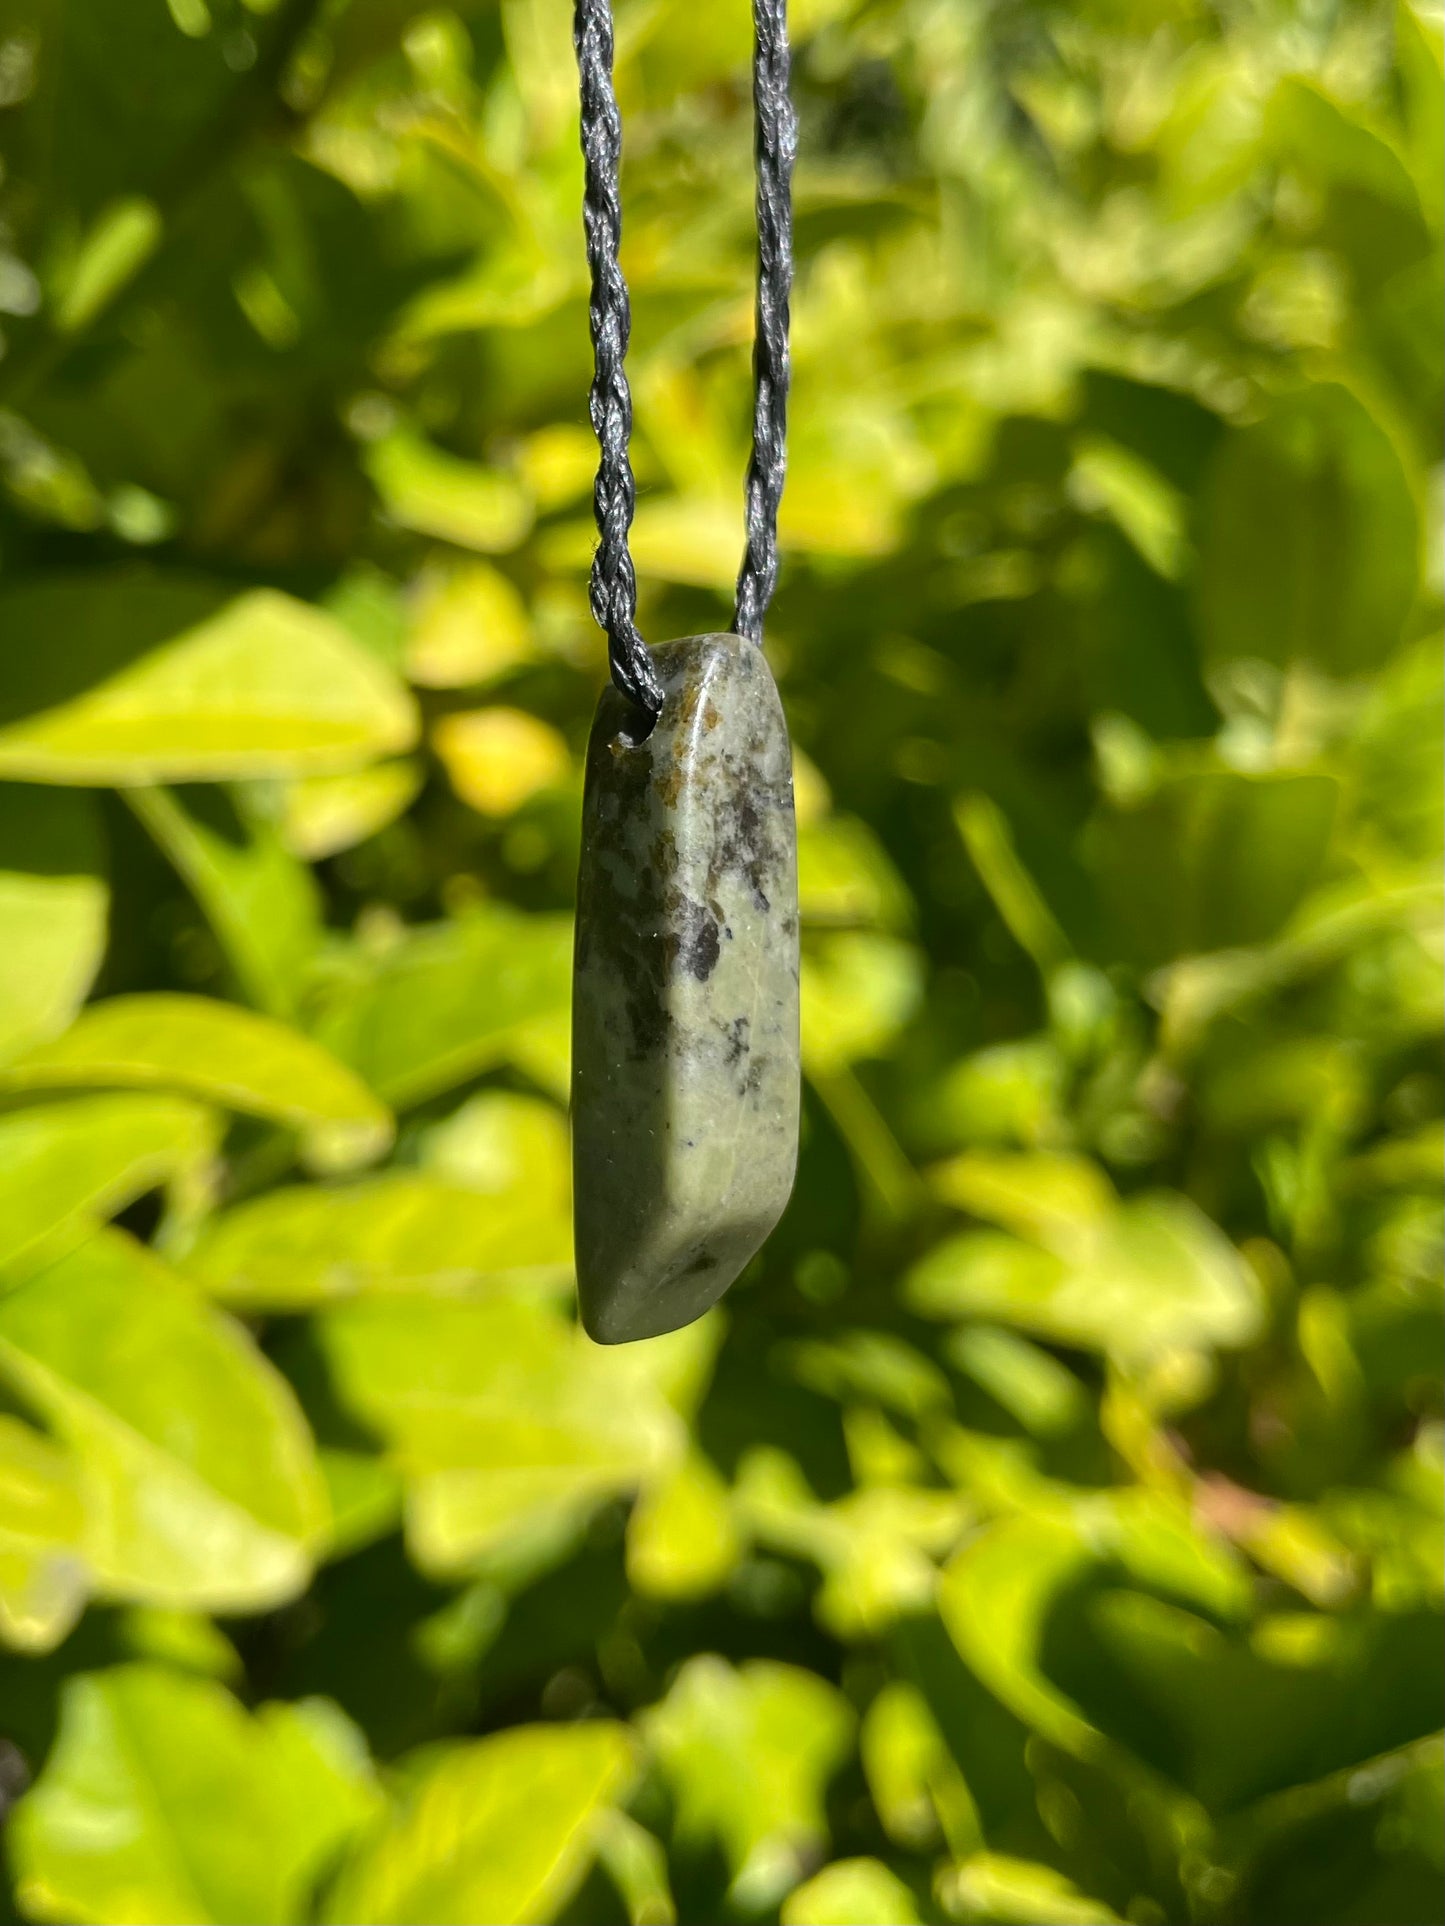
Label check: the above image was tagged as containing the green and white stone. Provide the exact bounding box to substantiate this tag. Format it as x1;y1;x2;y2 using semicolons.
572;632;800;1344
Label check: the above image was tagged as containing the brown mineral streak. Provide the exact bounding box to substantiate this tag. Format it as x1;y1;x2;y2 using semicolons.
572;633;800;1345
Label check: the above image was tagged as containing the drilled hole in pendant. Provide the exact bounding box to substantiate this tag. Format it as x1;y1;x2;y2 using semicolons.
615;699;659;748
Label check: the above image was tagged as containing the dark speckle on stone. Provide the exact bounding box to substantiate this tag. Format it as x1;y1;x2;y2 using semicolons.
723;1015;750;1067
674;897;721;981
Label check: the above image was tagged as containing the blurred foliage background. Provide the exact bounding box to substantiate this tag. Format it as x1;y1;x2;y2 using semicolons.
0;0;1441;1922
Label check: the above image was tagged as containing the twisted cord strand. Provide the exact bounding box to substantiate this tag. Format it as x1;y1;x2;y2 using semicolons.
574;0;793;710
734;0;796;645
573;0;662;716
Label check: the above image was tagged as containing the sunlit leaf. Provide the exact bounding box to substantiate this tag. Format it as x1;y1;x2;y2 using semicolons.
626;1448;740;1600
798;814;913;931
782;1858;921;1926
594;1808;677;1926
645;1656;855;1910
801;932;924;1075
0;577;418;783
908;1191;1262;1360
433;707;570;816
317;1292;682;1574
938;1852;1122;1925
0;1230;329;1611
2;993;393;1173
276;761;424;861
310;907;572;1108
10;1666;380;1925
186;1172;570;1310
0;1414;86;1655
0;1094;215;1285
365;430;534;553
324;1723;636;1925
0;788;108;1068
129;785;323;1017
405;562;535;689
861;1680;981;1855
736;1446;970;1638
937;1512;1111;1759
53;197;162;332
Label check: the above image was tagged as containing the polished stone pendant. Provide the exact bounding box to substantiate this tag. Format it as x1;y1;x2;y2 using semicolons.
572;632;800;1344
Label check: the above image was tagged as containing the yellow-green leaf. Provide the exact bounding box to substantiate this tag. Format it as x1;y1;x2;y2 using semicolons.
324;1723;636;1925
643;1657;855;1910
0;789;108;1067
311;907;571;1109
0;1094;215;1284
186;1172;570;1311
0;1414;86;1654
782;1858;922;1926
433;707;571;816
405;562;535;689
129;785;323;1018
366;431;534;553
0;1230;329;1611
2;994;393;1173
277;761;424;861
0;576;417;784
318;1292;682;1575
9;1666;380;1925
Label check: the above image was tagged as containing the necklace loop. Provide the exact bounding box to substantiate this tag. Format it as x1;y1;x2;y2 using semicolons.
573;0;796;717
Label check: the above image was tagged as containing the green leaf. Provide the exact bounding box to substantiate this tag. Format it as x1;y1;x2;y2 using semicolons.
129;786;323;1017
954;794;1071;977
364;430;534;554
735;1446;970;1639
0;1230;329;1611
324;1722;636;1925
54;196;162;333
276;761;424;861
317;1292;684;1574
797;814;914;931
1395;0;1445;229
404;561;536;690
643;1657;856;1910
937;1513;1109;1760
906;1193;1262;1360
311;907;572;1108
861;1680;981;1855
938;1853;1122;1925
0;1414;86;1655
781;1858;921;1926
1268;77;1426;219
1196;385;1421;676
0;788;108;1067
1087;769;1339;969
0;576;418;784
9;1666;380;1926
625;1447;740;1601
0;1094;215;1284
801;932;924;1075
946;1325;1089;1438
186;1172;571;1311
419;1089;570;1201
2;994;393;1173
929;1151;1116;1251
593;1809;677;1926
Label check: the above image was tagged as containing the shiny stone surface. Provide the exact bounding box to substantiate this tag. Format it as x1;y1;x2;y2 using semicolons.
572;632;800;1343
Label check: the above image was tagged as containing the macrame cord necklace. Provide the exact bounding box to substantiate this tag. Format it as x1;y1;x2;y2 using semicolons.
570;0;801;1345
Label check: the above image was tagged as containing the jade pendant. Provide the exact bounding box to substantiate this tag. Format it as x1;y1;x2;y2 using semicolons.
572;632;800;1344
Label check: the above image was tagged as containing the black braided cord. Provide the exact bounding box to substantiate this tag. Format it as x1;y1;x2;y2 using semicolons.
734;0;797;646
573;0;795;715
